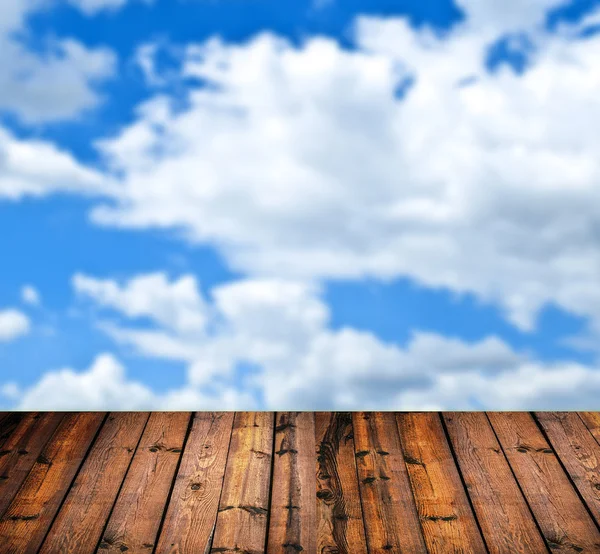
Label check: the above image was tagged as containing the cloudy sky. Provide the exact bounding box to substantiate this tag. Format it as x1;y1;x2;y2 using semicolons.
1;0;600;410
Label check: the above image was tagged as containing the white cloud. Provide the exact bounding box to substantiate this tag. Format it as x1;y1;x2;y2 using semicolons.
73;272;208;333
453;0;563;33
21;285;41;306
12;352;257;410
0;1;115;123
0;382;20;400
83;20;600;336
66;272;600;410
17;353;155;410
0;309;30;342
0;126;114;200
68;0;154;16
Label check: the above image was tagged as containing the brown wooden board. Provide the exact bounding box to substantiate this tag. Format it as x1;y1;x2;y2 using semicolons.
0;413;26;449
155;412;234;554
536;412;600;528
315;412;368;554
99;412;191;554
396;412;487;554
443;412;547;554
39;412;149;554
579;412;600;448
488;412;600;553
352;412;427;554
0;413;64;518
0;412;106;554
267;412;316;554
211;412;275;554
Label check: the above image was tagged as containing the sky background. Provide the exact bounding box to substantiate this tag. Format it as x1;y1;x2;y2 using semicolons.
2;0;600;410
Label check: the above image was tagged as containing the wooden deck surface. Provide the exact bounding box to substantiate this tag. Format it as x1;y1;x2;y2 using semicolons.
1;412;600;553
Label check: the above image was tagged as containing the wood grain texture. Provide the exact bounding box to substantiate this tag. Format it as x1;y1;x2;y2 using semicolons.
211;412;275;554
352;412;427;554
489;412;600;553
99;412;191;554
155;412;234;554
396;412;487;554
443;412;547;554
315;412;368;554
39;412;149;554
0;413;64;518
267;412;317;554
579;412;600;448
0;412;105;554
536;412;600;527
0;414;25;450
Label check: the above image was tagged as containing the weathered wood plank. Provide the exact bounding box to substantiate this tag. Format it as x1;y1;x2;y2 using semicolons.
155;412;234;554
353;412;427;553
579;412;600;447
267;412;316;554
0;413;26;450
0;413;65;518
443;412;547;554
396;412;487;554
489;412;600;553
315;412;368;554
0;412;105;554
211;412;274;554
39;412;148;554
536;412;600;528
99;412;191;554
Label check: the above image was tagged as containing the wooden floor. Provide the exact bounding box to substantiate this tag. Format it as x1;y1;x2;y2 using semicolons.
1;413;600;553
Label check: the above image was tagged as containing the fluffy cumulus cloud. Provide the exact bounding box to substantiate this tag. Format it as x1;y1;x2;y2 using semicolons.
28;271;592;410
0;309;30;342
4;0;600;409
0;0;115;124
0;127;112;200
0;0;117;200
81;6;600;339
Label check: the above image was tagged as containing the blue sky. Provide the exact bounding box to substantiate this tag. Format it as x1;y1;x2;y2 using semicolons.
2;0;600;410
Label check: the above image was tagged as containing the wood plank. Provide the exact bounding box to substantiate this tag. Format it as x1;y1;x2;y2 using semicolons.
99;412;191;554
315;412;368;554
0;413;26;449
396;412;487;554
352;412;427;553
267;412;317;554
0;413;65;517
579;412;600;447
211;412;274;554
155;412;234;554
0;412;105;554
488;412;600;553
536;412;600;527
39;412;148;554
443;412;547;554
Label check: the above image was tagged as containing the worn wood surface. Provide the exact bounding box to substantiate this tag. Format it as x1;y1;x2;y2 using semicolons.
0;412;105;554
443;412;547;554
489;412;600;553
155;412;234;554
0;413;64;518
536;412;600;529
353;412;427;554
211;412;274;554
396;412;487;554
267;412;316;554
39;412;148;554
1;412;600;553
101;412;191;554
315;412;368;554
